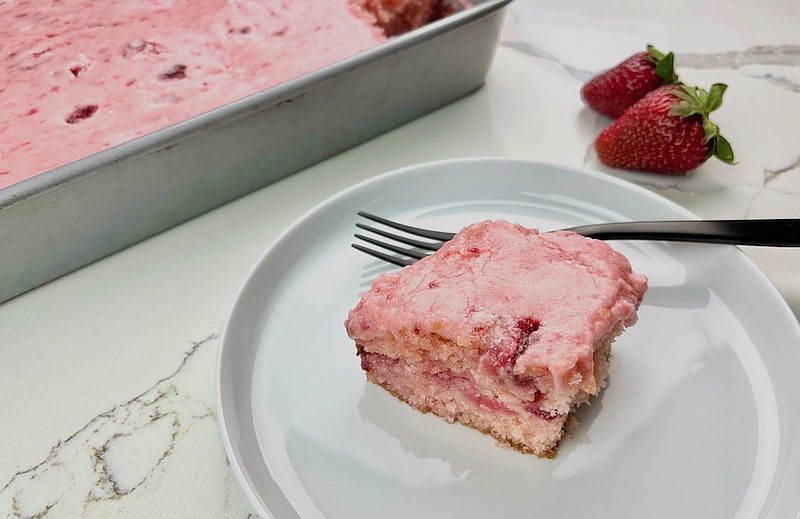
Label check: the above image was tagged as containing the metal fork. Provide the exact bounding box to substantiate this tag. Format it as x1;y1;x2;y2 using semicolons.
353;211;800;267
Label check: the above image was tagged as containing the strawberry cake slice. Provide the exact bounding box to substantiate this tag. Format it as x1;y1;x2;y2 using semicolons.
345;220;647;457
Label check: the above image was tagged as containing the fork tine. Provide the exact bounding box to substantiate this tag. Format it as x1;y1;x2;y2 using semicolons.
354;212;458;267
351;243;416;267
355;223;443;251
357;211;456;241
354;233;431;260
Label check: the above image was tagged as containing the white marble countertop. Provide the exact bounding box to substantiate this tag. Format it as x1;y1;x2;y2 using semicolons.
2;1;798;517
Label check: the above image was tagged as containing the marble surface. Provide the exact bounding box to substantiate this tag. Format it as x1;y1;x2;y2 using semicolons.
2;1;799;517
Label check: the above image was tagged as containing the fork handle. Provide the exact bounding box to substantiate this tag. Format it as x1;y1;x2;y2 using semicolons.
567;218;800;247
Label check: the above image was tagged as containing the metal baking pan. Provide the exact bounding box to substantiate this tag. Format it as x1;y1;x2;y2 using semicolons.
0;0;513;304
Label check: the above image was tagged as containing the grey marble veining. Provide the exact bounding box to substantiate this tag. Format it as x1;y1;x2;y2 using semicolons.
0;335;255;518
503;37;800;91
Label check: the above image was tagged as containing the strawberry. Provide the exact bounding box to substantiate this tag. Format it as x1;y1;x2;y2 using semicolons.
594;83;735;174
581;45;678;118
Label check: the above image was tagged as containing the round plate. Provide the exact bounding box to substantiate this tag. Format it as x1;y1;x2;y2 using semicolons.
216;159;800;519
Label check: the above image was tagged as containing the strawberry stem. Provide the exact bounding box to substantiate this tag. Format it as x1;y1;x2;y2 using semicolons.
670;83;736;165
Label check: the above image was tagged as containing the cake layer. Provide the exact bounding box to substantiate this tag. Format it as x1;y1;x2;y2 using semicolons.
357;329;616;456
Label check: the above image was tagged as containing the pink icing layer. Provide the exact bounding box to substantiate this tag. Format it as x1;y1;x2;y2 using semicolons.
346;220;648;388
0;0;397;188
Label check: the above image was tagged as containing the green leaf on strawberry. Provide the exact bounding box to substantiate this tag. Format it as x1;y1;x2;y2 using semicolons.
705;83;725;112
646;44;678;84
714;135;736;164
670;83;736;164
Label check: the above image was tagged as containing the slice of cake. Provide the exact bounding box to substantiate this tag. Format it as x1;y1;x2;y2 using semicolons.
345;220;648;457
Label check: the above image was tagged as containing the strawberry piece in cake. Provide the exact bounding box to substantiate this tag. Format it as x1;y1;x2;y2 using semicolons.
345;220;647;457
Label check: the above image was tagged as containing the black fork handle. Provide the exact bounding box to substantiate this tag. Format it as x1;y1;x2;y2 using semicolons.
567;219;800;247
358;211;800;248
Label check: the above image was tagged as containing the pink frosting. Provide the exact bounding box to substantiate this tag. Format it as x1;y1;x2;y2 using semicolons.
0;0;390;188
346;220;648;388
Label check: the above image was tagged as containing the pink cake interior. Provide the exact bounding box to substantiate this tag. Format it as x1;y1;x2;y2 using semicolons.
354;0;460;36
0;0;459;188
346;220;647;456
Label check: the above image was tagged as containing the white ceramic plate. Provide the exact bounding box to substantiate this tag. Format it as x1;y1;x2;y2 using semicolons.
217;159;800;519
